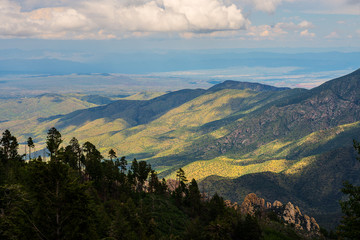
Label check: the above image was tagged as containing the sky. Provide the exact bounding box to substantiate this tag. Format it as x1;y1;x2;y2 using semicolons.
0;0;360;94
0;0;359;48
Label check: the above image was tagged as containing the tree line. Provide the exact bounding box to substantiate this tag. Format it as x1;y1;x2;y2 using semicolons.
1;127;359;239
0;127;267;240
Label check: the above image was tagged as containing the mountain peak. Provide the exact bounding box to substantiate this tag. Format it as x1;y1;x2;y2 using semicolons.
208;80;290;92
311;68;360;102
348;67;360;76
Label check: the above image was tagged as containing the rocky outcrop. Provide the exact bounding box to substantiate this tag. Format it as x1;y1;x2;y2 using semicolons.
239;193;320;236
273;201;320;232
240;193;266;216
224;200;239;210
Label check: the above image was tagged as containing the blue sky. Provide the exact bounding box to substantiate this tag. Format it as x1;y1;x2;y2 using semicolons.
0;0;359;49
0;0;359;94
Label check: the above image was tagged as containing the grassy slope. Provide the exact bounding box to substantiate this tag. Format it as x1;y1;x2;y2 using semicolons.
201;144;360;230
61;89;260;154
0;94;97;122
166;121;360;181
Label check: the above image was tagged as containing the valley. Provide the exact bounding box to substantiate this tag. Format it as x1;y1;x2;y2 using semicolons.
1;69;360;229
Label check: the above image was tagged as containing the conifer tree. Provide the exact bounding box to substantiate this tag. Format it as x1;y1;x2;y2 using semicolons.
46;127;62;162
108;149;116;161
148;170;160;193
27;137;34;160
83;141;103;184
24;160;97;240
0;130;20;162
137;161;151;191
69;137;82;168
187;178;201;215
176;168;188;184
118;156;127;173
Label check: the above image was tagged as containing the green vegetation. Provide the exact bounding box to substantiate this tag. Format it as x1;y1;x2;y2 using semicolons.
1;69;360;231
0;129;309;239
337;140;360;239
0;93;98;122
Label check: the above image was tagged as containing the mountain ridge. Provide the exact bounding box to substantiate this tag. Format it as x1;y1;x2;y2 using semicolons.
208;80;291;92
1;69;360;229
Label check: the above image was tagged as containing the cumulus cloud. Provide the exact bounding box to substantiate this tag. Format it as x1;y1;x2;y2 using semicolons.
300;29;315;37
250;0;293;14
246;20;314;38
0;0;250;39
0;0;93;38
246;24;286;38
275;20;314;31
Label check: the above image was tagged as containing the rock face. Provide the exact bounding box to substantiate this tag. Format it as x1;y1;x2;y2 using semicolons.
240;193;320;235
275;202;320;232
240;193;266;215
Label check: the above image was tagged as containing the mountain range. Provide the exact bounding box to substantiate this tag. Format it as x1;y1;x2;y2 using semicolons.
1;68;360;229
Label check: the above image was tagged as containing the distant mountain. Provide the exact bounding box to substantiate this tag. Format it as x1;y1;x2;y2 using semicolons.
48;88;207;129
199;69;360;159
208;80;290;92
0;93;98;122
36;81;288;132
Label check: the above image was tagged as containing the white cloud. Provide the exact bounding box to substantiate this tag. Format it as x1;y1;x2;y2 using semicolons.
0;0;250;39
246;24;287;38
0;0;92;38
85;0;250;33
246;19;314;39
275;20;314;31
300;29;315;37
298;20;314;28
325;31;340;38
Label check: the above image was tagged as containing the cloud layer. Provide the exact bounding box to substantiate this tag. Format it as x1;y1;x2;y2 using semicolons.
1;0;358;40
0;0;250;39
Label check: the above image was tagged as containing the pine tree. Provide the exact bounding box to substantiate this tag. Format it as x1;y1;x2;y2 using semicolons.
0;130;22;182
119;156;127;173
0;130;20;163
148;170;160;193
27;137;34;160
187;178;201;215
23;160;98;240
137;161;151;192
82;141;103;185
176;168;187;183
46;127;62;162
108;149;116;161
